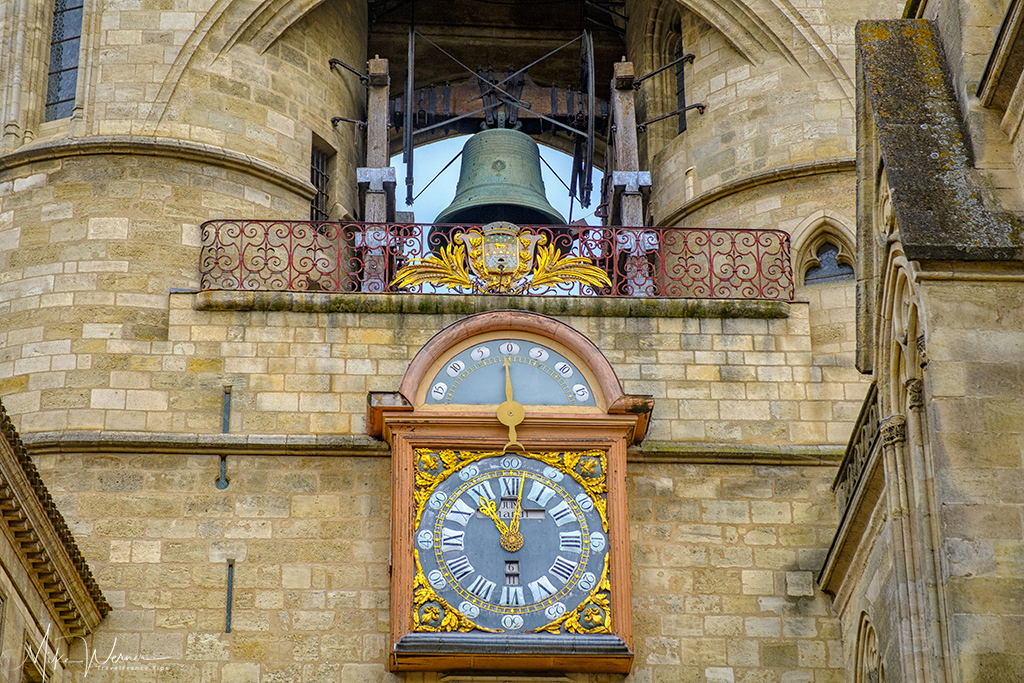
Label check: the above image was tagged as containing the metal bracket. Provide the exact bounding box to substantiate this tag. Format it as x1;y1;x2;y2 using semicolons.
329;58;369;85
332;116;368;128
637;103;706;132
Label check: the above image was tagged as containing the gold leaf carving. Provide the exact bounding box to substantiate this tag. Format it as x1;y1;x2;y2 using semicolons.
537;555;613;635
530;243;612;291
390;223;610;294
391;243;473;290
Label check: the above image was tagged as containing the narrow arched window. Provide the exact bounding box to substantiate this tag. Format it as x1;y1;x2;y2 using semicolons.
674;38;688;134
45;0;84;121
804;241;855;284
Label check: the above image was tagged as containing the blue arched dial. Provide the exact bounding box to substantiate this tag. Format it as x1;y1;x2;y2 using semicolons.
426;339;595;407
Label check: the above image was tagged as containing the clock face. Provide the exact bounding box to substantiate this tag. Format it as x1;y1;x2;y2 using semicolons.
425;338;596;407
413;450;611;634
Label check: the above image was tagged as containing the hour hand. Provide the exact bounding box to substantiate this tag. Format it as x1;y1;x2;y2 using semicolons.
477;497;509;535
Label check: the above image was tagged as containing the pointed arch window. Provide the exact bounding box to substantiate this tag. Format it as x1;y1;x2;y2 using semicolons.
45;0;84;121
804;241;855;284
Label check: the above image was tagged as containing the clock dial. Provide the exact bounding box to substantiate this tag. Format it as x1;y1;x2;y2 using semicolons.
425;339;596;407
413;450;611;634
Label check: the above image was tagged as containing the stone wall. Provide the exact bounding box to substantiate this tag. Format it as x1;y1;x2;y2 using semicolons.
1;296;870;448
922;278;1024;680
31;449;845;682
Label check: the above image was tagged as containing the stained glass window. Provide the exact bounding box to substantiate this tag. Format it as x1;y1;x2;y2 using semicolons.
45;0;84;121
804;242;855;284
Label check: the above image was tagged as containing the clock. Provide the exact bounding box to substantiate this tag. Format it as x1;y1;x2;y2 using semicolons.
412;449;611;635
379;311;648;673
423;337;597;408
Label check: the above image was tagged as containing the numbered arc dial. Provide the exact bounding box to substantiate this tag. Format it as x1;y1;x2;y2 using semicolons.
426;339;595;406
416;455;607;633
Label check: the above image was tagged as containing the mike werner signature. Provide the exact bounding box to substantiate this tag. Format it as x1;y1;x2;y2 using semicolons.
6;625;173;678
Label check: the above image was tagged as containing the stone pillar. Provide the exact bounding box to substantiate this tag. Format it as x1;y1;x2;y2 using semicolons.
608;60;653;294
356;56;396;292
881;413;931;683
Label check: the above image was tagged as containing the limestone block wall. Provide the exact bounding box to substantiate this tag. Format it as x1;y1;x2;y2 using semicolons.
2;0;366;205
626;0;903;227
828;501;900;677
0;157;309;435
30;449;845;682
1;297;870;447
921;278;1024;679
627;461;844;683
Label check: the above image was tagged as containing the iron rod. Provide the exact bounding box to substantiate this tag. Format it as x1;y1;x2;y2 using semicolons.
637;102;706;131
328;58;368;84
465;34;583;104
413;150;463;202
225;560;234;633
633;53;694;88
221;387;231;433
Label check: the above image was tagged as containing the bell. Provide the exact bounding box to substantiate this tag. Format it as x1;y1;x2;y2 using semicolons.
435;128;566;225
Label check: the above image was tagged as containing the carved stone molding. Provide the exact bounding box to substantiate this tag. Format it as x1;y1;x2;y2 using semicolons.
880;414;906;445
905;378;923;410
916;335;928;367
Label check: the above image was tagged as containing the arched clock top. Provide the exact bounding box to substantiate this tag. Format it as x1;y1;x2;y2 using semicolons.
399;311;623;411
367;311;654;443
420;334;601;409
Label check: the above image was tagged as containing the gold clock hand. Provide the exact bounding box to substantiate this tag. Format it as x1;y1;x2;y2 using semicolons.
510;474;525;534
478;497;509;535
498;359;525;452
504;358;513;402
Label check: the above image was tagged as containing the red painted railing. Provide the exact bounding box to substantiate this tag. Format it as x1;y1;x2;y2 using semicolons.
199;221;794;300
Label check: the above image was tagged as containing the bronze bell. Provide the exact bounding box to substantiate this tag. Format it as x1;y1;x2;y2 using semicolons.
435;128;566;225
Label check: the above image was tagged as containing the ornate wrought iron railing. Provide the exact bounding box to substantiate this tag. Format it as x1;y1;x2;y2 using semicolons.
833;382;880;518
199;221;794;300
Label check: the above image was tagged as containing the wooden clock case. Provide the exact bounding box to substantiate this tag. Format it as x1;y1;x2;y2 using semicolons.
367;311;653;674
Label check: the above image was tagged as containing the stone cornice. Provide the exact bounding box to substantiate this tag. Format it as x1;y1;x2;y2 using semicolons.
658;159;855;226
22;431;842;465
191;290;793;319
0;403;109;635
0;136;315;198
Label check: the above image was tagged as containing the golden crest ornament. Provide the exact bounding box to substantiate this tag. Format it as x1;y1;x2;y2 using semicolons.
391;221;611;295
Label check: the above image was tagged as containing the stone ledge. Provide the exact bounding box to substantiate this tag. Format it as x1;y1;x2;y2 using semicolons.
0;135;314;198
22;431;841;465
660;158;856;226
192;290;792;319
632;440;843;466
22;431;390;456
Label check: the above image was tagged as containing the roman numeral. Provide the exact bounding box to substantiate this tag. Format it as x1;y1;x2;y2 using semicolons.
526;481;556;507
467;575;496;602
549;556;578;584
468;481;495;502
528;576;557;603
559;530;583;552
446;555;474;581
499;477;520;497
500;586;524;606
445;498;475;526
549;500;576;526
441;528;464;551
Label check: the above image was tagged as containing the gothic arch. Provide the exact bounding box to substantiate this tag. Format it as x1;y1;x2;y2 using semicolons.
792;211;856;286
878;245;924;416
855;613;885;683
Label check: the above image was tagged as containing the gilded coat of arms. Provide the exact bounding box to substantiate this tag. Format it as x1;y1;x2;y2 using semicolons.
392;221;611;294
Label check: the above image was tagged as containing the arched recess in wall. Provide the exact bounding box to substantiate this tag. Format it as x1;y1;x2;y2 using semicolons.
640;1;753;158
792;210;856;286
854;613;885;683
879;246;924;420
